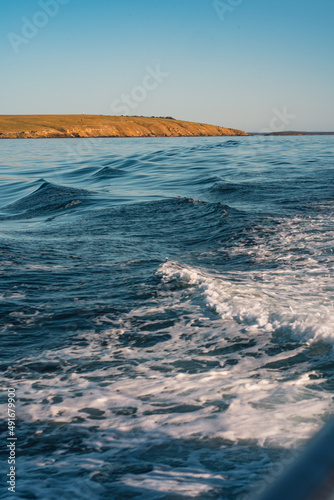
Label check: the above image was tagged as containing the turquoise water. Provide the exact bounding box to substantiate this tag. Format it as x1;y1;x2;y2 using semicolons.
1;136;334;499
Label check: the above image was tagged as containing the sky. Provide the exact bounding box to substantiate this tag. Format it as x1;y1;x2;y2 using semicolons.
1;0;333;132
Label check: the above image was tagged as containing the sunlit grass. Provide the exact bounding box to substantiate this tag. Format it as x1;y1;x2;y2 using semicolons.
0;115;247;138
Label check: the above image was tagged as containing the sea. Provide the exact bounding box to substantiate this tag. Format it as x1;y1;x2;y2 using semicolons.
1;135;334;500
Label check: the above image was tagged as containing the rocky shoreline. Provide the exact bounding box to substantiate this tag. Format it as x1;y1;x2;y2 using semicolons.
0;115;247;139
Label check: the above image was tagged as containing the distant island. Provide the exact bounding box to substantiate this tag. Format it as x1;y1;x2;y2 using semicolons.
0;115;247;139
248;131;334;136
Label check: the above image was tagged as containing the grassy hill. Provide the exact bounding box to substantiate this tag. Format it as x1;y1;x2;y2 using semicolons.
0;115;247;138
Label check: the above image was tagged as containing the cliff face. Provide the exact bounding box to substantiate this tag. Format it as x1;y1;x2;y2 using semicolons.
0;115;247;138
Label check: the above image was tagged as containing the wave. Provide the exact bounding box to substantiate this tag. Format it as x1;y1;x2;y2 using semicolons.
188;138;243;153
205;179;308;210
156;260;334;344
77;197;235;250
209;181;241;194
92;166;127;178
0;180;94;220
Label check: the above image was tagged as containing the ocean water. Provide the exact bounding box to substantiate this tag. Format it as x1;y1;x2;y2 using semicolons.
1;136;334;499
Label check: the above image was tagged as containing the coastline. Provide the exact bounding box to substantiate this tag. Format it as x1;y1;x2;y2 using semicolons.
0;115;247;139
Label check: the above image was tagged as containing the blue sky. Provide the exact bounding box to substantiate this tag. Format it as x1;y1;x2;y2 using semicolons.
1;0;333;131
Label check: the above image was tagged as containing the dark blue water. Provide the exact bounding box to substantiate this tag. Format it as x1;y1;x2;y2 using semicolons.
1;136;334;499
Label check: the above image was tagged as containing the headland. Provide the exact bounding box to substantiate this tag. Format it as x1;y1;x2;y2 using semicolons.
0;115;247;139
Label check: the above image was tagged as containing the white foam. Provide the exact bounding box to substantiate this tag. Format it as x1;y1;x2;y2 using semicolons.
0;292;26;300
1;256;332;463
228;214;334;272
121;468;227;497
3;249;334;497
157;260;334;344
4;328;331;451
